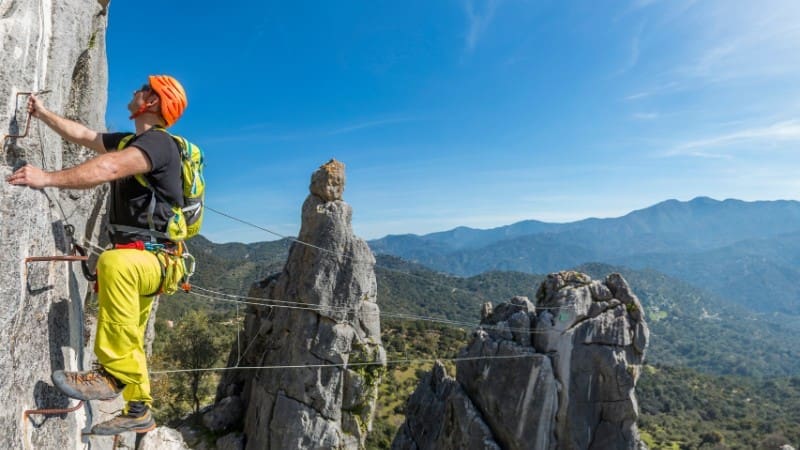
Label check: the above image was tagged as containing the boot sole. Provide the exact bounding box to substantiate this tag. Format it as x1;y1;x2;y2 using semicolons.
84;422;156;437
135;422;157;434
89;421;157;436
52;370;122;401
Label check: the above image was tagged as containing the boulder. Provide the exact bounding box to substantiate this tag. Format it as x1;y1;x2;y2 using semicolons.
137;426;190;450
216;432;246;450
391;362;500;450
394;271;650;450
203;395;244;432
310;159;346;202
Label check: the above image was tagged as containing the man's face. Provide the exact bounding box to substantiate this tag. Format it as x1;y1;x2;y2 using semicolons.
127;83;156;113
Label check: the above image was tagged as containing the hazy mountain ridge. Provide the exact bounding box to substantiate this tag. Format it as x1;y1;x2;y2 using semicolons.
372;197;800;256
368;197;800;315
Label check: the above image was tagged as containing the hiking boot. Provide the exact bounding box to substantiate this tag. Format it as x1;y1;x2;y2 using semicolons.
52;366;124;401
91;403;156;435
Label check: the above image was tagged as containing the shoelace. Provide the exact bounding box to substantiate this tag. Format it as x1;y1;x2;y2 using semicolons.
71;370;109;385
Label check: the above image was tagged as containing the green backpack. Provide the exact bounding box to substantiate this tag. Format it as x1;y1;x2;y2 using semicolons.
116;127;205;242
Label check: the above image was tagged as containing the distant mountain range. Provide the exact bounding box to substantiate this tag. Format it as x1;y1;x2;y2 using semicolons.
170;236;800;377
368;197;800;315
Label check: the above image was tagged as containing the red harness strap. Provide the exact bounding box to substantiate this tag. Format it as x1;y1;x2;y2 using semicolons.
114;241;146;250
94;241;166;295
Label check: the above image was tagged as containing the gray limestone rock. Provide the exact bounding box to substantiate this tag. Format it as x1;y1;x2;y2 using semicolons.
215;161;385;449
0;1;109;448
310;159;346;202
391;362;501;450
216;432;246;450
203;395;244;432
137;426;191;450
395;271;649;450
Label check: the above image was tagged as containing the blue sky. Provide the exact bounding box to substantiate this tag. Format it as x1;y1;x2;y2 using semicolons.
105;1;800;242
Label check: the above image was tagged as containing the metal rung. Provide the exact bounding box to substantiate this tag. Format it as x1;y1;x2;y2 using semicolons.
23;255;88;277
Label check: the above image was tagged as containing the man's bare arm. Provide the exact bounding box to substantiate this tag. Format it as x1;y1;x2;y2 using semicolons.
29;95;106;154
6;146;151;189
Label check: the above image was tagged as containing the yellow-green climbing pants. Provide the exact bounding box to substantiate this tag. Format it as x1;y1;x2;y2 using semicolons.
94;249;163;406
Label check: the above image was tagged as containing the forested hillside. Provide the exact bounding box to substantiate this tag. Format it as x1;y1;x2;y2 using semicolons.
366;320;800;449
375;257;800;377
154;236;800;448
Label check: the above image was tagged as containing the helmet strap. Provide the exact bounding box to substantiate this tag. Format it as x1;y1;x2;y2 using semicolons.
129;98;163;123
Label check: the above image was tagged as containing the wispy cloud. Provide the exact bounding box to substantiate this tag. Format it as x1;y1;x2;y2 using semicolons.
623;81;679;101
666;119;800;157
666;3;800;85
201;116;419;144
614;21;645;76
623;2;800;105
463;0;501;52
324;117;417;136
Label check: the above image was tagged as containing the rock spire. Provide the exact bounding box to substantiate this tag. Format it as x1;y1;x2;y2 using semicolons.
213;159;386;449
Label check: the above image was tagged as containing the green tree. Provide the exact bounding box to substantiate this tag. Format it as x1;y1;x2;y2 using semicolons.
166;310;230;413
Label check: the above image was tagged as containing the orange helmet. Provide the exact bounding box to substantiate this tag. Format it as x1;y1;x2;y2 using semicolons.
149;75;187;127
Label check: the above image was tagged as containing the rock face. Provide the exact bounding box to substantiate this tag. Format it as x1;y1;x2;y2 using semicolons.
393;271;650;450
137;427;191;450
0;1;110;449
213;160;386;449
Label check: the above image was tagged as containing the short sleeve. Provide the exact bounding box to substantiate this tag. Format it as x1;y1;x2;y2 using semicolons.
102;132;131;151
125;129;176;173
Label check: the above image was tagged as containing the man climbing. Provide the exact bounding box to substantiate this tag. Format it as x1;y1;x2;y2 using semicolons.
6;75;189;435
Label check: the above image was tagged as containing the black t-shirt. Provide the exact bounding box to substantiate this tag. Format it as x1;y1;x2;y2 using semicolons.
102;128;183;243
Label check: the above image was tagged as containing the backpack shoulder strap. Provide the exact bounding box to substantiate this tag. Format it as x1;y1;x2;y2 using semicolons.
115;133;151;190
116;133;136;151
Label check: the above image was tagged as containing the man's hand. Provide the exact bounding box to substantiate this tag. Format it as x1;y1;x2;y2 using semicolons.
6;164;50;188
27;95;46;119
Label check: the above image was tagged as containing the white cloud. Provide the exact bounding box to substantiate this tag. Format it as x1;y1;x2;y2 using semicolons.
463;0;501;52
664;2;800;85
201;116;418;144
324;117;417;136
666;119;800;156
623;82;679;101
624;1;800;103
615;21;646;76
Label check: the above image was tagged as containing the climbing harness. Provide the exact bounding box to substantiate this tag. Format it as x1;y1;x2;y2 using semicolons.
109;239;195;295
